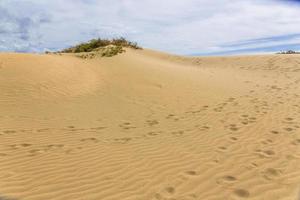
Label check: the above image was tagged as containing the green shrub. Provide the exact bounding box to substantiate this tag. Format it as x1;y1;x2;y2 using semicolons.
73;45;126;59
277;50;300;54
60;37;142;54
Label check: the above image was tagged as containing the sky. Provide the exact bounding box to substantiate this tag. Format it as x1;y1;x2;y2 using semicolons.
1;0;300;55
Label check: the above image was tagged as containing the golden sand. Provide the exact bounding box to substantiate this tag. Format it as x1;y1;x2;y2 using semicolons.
0;49;300;199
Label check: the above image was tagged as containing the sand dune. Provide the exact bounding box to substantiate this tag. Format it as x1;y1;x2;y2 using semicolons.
0;49;300;200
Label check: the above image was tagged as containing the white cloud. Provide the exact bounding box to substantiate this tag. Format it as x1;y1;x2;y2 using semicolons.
0;0;300;54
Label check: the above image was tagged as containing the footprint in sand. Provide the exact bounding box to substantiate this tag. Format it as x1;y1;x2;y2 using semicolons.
227;97;236;102
292;139;300;145
233;188;250;198
80;138;99;143
186;109;202;114
241;120;249;125
202;126;210;130
218;146;228;152
196;125;210;131
147;131;161;136
248;117;257;123
19;129;33;133
216;175;237;186
166;114;175;119
284;127;294;132
255;149;276;158
8;143;32;150
65;126;85;132
261;139;273;145
28;149;46;156
28;144;65;156
284;117;294;122
36;128;50;132
261;168;282;180
154;186;176;200
165;186;175;194
185;170;198;176
166;114;181;121
20;143;32;147
66;126;78;132
90;126;107;130
229;136;238;142
229;124;239;131
113;137;132;144
65;146;83;154
240;116;249;122
119;122;137;130
146;119;159;126
214;107;223;112
270;130;280;135
171;130;184;136
2;130;17;134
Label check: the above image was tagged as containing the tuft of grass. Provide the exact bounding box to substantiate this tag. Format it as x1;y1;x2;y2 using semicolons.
59;37;142;54
74;45;126;59
277;50;300;54
100;45;125;57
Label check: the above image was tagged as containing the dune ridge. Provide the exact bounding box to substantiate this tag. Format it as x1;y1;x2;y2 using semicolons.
0;49;300;200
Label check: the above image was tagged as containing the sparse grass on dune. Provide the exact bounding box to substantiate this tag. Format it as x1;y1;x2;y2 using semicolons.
74;45;126;59
277;50;300;54
51;37;142;58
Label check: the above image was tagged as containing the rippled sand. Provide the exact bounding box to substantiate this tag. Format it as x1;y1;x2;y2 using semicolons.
0;49;300;200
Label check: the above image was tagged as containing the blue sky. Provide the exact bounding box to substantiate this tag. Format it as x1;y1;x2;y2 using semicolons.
0;0;300;55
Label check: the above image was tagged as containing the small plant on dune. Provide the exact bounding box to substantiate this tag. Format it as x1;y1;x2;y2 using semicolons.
73;45;126;59
111;37;141;49
100;45;125;57
277;50;300;54
59;37;142;54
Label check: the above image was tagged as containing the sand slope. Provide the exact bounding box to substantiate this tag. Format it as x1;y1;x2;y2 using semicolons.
0;50;300;200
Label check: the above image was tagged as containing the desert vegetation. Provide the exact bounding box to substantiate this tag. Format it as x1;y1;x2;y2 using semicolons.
60;37;141;53
46;38;142;58
74;45;126;59
277;50;300;54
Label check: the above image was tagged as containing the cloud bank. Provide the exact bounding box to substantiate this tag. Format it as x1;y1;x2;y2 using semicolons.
0;0;300;55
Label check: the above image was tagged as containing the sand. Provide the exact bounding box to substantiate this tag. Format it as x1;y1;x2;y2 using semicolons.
0;49;300;200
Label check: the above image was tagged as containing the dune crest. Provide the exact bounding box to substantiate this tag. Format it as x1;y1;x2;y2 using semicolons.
0;50;300;200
